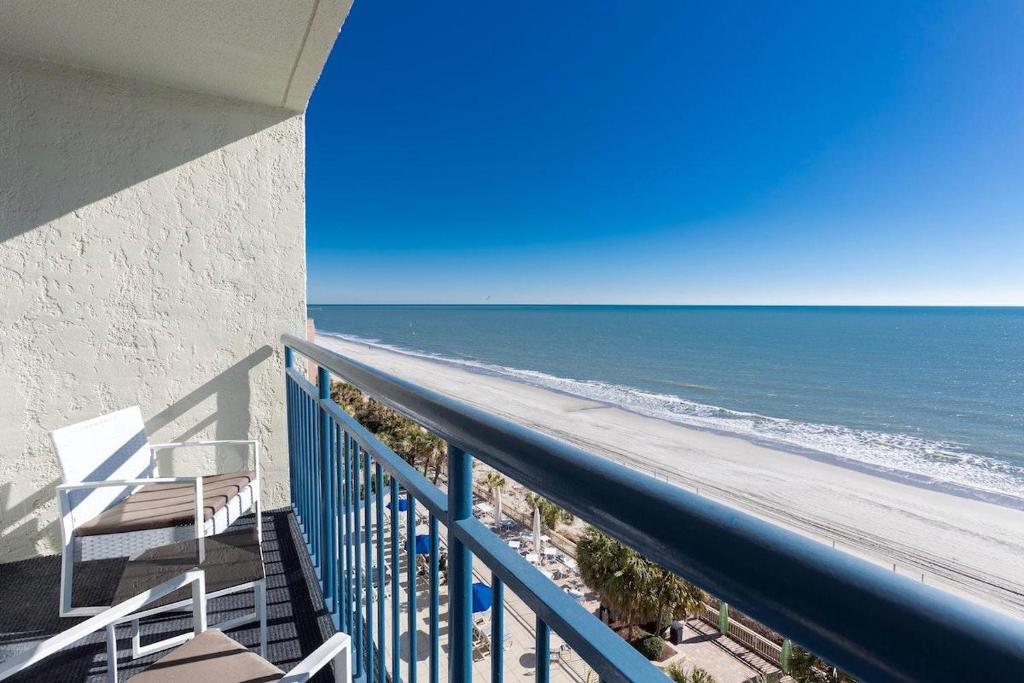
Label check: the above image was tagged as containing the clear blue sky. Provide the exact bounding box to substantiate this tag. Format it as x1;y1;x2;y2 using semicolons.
306;1;1023;305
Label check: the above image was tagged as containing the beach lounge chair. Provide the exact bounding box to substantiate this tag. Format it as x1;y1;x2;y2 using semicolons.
471;617;511;661
0;570;351;683
361;566;391;602
52;406;261;617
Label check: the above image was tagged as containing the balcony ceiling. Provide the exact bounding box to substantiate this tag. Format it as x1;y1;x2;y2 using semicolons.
0;0;351;112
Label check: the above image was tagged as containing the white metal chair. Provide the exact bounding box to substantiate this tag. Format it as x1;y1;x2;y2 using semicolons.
52;406;262;617
0;570;352;683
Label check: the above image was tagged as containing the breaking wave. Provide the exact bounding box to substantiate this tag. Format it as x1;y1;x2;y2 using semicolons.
322;331;1024;506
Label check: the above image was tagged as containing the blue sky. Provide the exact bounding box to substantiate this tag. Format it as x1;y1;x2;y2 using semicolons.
306;1;1023;305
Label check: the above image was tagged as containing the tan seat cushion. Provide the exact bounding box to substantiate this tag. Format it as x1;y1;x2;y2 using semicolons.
75;471;255;537
131;628;283;683
113;527;264;608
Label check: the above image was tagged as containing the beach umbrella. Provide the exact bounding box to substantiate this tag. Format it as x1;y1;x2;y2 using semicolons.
407;534;430;555
471;582;492;613
533;505;542;553
495;488;503;527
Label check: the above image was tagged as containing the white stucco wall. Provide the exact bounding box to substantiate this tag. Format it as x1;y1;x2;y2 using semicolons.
0;55;306;561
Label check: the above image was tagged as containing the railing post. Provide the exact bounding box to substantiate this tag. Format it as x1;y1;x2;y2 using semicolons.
428;514;440;683
492;576;504;682
536;617;550;683
375;463;386;683
406;490;418;683
284;347;294;509
342;431;353;636
389;477;401;682
363;446;375;683
318;366;334;609
352;443;363;678
447;444;473;683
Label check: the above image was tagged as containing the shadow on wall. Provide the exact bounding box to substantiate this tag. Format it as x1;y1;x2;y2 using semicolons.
0;478;60;563
0;55;300;563
0;54;293;243
147;346;274;474
0;346;275;560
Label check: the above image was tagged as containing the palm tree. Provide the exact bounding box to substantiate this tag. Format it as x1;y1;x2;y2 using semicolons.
422;443;447;484
482;471;508;526
650;564;703;632
576;527;703;639
482;472;506;498
399;427;444;481
525;493;574;531
331;380;446;479
577;527;648;637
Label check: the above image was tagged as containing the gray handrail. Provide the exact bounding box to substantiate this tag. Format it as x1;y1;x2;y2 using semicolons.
283;334;1024;682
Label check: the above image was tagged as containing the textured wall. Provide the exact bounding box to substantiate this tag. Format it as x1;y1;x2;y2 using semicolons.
0;55;306;561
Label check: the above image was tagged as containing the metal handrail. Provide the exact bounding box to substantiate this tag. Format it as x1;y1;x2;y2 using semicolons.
285;350;661;683
283;334;1024;682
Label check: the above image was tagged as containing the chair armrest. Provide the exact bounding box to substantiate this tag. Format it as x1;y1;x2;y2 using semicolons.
280;632;352;683
150;440;261;476
0;570;207;682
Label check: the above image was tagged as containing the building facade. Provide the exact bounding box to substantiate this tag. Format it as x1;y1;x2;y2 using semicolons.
0;1;351;560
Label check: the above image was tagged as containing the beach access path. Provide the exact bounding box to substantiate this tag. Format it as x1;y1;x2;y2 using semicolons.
317;335;1024;621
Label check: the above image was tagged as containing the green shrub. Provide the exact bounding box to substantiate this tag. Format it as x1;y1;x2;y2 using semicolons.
665;664;688;683
688;668;717;683
633;634;665;660
787;644;849;682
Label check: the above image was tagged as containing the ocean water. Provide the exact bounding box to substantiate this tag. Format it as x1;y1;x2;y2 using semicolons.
308;305;1024;507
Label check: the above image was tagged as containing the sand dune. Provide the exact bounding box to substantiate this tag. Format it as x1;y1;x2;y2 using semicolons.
317;334;1024;619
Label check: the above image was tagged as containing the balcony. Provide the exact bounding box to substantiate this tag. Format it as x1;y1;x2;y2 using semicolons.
2;337;1023;682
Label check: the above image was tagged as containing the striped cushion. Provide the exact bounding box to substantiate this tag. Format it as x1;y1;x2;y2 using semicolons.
75;472;255;536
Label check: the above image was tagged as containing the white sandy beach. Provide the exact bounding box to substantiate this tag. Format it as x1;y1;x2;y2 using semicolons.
317;334;1024;620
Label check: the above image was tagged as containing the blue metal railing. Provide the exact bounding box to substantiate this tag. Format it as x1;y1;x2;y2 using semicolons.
283;335;1024;682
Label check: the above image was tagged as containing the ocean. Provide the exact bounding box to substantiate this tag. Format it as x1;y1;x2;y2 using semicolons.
308;305;1024;506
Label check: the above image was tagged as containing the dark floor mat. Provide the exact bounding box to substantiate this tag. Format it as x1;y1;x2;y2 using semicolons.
0;509;335;682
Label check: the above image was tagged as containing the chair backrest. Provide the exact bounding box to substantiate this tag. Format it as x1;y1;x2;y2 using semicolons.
50;406;155;527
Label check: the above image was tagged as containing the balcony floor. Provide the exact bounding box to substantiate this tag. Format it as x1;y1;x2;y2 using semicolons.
0;509;335;682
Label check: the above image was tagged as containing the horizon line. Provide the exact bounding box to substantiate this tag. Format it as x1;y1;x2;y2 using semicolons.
306;302;1024;308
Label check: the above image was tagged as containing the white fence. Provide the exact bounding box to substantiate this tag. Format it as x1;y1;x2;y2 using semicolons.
696;602;783;666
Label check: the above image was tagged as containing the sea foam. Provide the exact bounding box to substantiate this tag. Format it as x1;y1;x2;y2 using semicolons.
322;331;1024;506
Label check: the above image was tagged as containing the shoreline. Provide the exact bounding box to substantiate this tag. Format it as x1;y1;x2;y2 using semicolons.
316;333;1024;619
319;331;1024;511
319;332;1024;512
